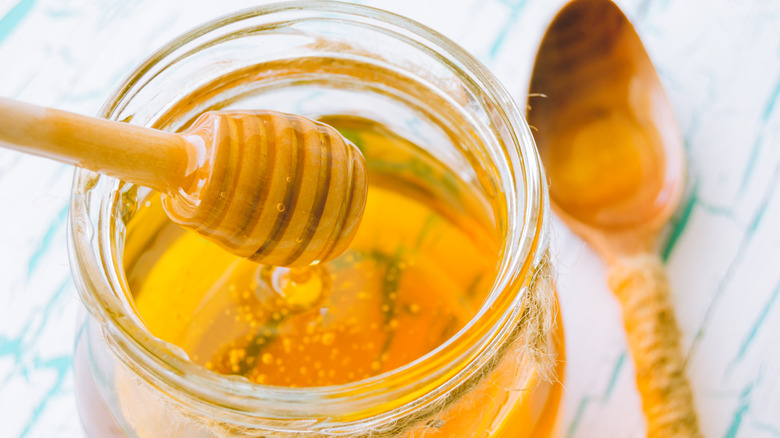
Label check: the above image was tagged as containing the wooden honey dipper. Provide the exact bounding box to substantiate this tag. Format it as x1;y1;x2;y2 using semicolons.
0;97;368;267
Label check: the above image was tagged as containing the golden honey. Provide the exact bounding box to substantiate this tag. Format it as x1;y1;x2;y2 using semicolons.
124;116;499;387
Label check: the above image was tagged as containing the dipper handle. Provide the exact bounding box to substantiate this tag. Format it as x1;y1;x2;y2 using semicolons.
0;96;190;193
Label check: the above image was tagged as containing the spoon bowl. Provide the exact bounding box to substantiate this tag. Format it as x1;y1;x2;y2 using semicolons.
529;0;685;259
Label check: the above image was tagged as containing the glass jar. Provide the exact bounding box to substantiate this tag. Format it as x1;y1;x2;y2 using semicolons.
68;2;563;437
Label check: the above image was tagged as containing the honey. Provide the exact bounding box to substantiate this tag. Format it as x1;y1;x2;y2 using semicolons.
124;116;499;387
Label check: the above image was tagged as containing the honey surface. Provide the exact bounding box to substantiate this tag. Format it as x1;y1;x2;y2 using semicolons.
124;116;499;387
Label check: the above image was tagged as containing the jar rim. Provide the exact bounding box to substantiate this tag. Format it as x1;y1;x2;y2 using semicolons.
68;0;549;425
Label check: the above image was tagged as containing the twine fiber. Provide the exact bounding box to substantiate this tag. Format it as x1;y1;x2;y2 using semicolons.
115;250;557;438
607;254;701;438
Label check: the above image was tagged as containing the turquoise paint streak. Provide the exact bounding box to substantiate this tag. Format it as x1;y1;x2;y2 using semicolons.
737;77;780;196
0;280;71;382
19;355;72;438
753;422;780;437
27;204;69;279
725;279;780;377
0;278;74;436
662;183;698;261
488;0;529;61
724;369;766;438
761;78;780;121
725;384;753;438
567;353;627;437
0;0;36;44
660;178;741;261
0;333;24;366
687;160;780;360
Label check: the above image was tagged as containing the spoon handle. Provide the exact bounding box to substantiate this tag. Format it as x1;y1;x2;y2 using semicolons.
607;254;701;438
0;96;190;193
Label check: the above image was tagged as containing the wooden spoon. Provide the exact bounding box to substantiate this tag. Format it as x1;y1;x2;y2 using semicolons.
527;0;699;436
0;97;367;267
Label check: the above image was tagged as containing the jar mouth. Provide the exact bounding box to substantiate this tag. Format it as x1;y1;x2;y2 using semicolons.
69;0;548;425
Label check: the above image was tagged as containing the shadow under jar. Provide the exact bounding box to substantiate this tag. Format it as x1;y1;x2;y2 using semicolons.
68;2;564;437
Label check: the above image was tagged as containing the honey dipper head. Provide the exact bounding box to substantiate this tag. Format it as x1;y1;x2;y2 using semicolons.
163;110;368;267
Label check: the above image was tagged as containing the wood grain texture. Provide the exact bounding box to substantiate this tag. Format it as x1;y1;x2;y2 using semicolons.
0;98;367;267
165;111;367;267
0;0;779;437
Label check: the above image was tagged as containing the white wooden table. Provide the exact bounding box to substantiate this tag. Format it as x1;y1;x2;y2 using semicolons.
1;0;778;436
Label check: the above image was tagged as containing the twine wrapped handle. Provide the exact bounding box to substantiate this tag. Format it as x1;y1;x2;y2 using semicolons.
607;255;701;438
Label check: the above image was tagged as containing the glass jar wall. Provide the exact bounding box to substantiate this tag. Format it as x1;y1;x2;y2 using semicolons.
68;2;563;437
